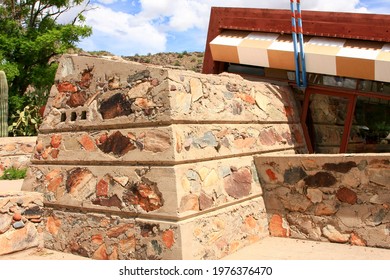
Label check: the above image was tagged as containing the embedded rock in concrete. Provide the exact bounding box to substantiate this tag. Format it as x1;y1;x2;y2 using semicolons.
286;213;322;240
322;225;349;243
315;201;338;216
0;223;39;255
284;166;307;185
280;193;312;212
323;161;357;174
0;214;12;234
304;172;337;188
144;130;171;153
306;188;323;203
179;194;199;212
224;168;252;199
269;214;289;237
350;232;366;246
122;180;164;212
66;167;94;195
199;192;213;210
98;131;136;157
336;187;358;205
368;168;390;187
99;93;134;119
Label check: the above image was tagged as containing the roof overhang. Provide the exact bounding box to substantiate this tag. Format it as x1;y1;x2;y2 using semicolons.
210;30;390;82
203;7;390;75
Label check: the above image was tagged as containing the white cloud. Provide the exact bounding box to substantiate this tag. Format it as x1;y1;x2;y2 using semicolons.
79;5;166;55
95;0;119;4
76;0;387;55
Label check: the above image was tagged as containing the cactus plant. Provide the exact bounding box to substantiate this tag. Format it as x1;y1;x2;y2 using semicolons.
0;70;9;137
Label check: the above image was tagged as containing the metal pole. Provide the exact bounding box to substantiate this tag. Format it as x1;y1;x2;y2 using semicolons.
296;0;307;88
290;0;301;87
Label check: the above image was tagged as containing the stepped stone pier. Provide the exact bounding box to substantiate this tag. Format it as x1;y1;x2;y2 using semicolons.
22;55;307;259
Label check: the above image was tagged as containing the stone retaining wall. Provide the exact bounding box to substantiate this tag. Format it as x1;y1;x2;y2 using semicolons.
255;154;390;248
0;191;44;255
0;137;36;177
23;54;307;259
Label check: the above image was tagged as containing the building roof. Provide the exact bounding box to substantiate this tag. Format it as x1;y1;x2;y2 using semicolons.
203;7;390;74
210;30;390;82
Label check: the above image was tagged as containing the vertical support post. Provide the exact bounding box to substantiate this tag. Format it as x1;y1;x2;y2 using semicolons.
202;7;223;74
339;95;357;153
300;88;314;153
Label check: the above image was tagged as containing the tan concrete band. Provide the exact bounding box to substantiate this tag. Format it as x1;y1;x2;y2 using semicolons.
210;31;390;83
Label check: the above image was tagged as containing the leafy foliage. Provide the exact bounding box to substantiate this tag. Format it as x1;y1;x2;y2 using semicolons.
8;105;41;136
0;167;27;180
0;0;92;135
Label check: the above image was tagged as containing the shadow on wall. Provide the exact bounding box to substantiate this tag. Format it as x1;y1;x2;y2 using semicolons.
255;154;390;249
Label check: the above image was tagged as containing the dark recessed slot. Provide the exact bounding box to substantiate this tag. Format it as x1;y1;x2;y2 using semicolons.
81;111;87;120
71;112;77;121
60;113;67;122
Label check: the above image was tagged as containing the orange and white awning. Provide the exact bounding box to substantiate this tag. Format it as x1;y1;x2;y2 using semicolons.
210;31;390;83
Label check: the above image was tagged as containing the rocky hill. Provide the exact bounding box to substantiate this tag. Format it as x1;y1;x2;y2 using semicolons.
123;51;205;73
85;51;204;72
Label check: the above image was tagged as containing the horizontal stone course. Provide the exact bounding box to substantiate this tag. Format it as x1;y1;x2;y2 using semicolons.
23;156;263;219
43;196;267;260
30;124;305;164
40;55;300;133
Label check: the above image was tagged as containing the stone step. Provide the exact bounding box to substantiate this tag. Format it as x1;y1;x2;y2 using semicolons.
0;190;44;256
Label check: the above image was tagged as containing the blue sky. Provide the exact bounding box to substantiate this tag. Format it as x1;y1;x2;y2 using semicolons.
65;0;390;56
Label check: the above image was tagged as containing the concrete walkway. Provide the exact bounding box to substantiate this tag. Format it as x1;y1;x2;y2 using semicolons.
1;237;389;260
0;179;24;192
223;237;390;260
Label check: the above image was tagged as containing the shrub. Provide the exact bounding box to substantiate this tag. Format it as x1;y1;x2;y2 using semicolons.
0;167;27;180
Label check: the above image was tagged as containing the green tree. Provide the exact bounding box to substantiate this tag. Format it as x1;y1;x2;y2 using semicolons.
0;0;92;135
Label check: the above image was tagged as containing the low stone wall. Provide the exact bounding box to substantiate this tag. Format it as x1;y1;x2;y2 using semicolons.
255;154;390;248
0;137;36;177
0;191;44;255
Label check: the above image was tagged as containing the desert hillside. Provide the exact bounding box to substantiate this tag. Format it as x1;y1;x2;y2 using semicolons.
123;51;205;72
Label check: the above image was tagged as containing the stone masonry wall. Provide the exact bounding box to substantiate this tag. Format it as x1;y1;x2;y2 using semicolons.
0;191;44;255
0;137;36;177
255;154;390;248
23;54;307;259
43;197;267;260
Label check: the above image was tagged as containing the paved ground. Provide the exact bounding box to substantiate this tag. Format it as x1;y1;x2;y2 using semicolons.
0;179;24;192
1;237;390;260
223;237;390;260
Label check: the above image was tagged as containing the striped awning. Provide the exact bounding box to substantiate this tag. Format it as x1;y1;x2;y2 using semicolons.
210;31;390;83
